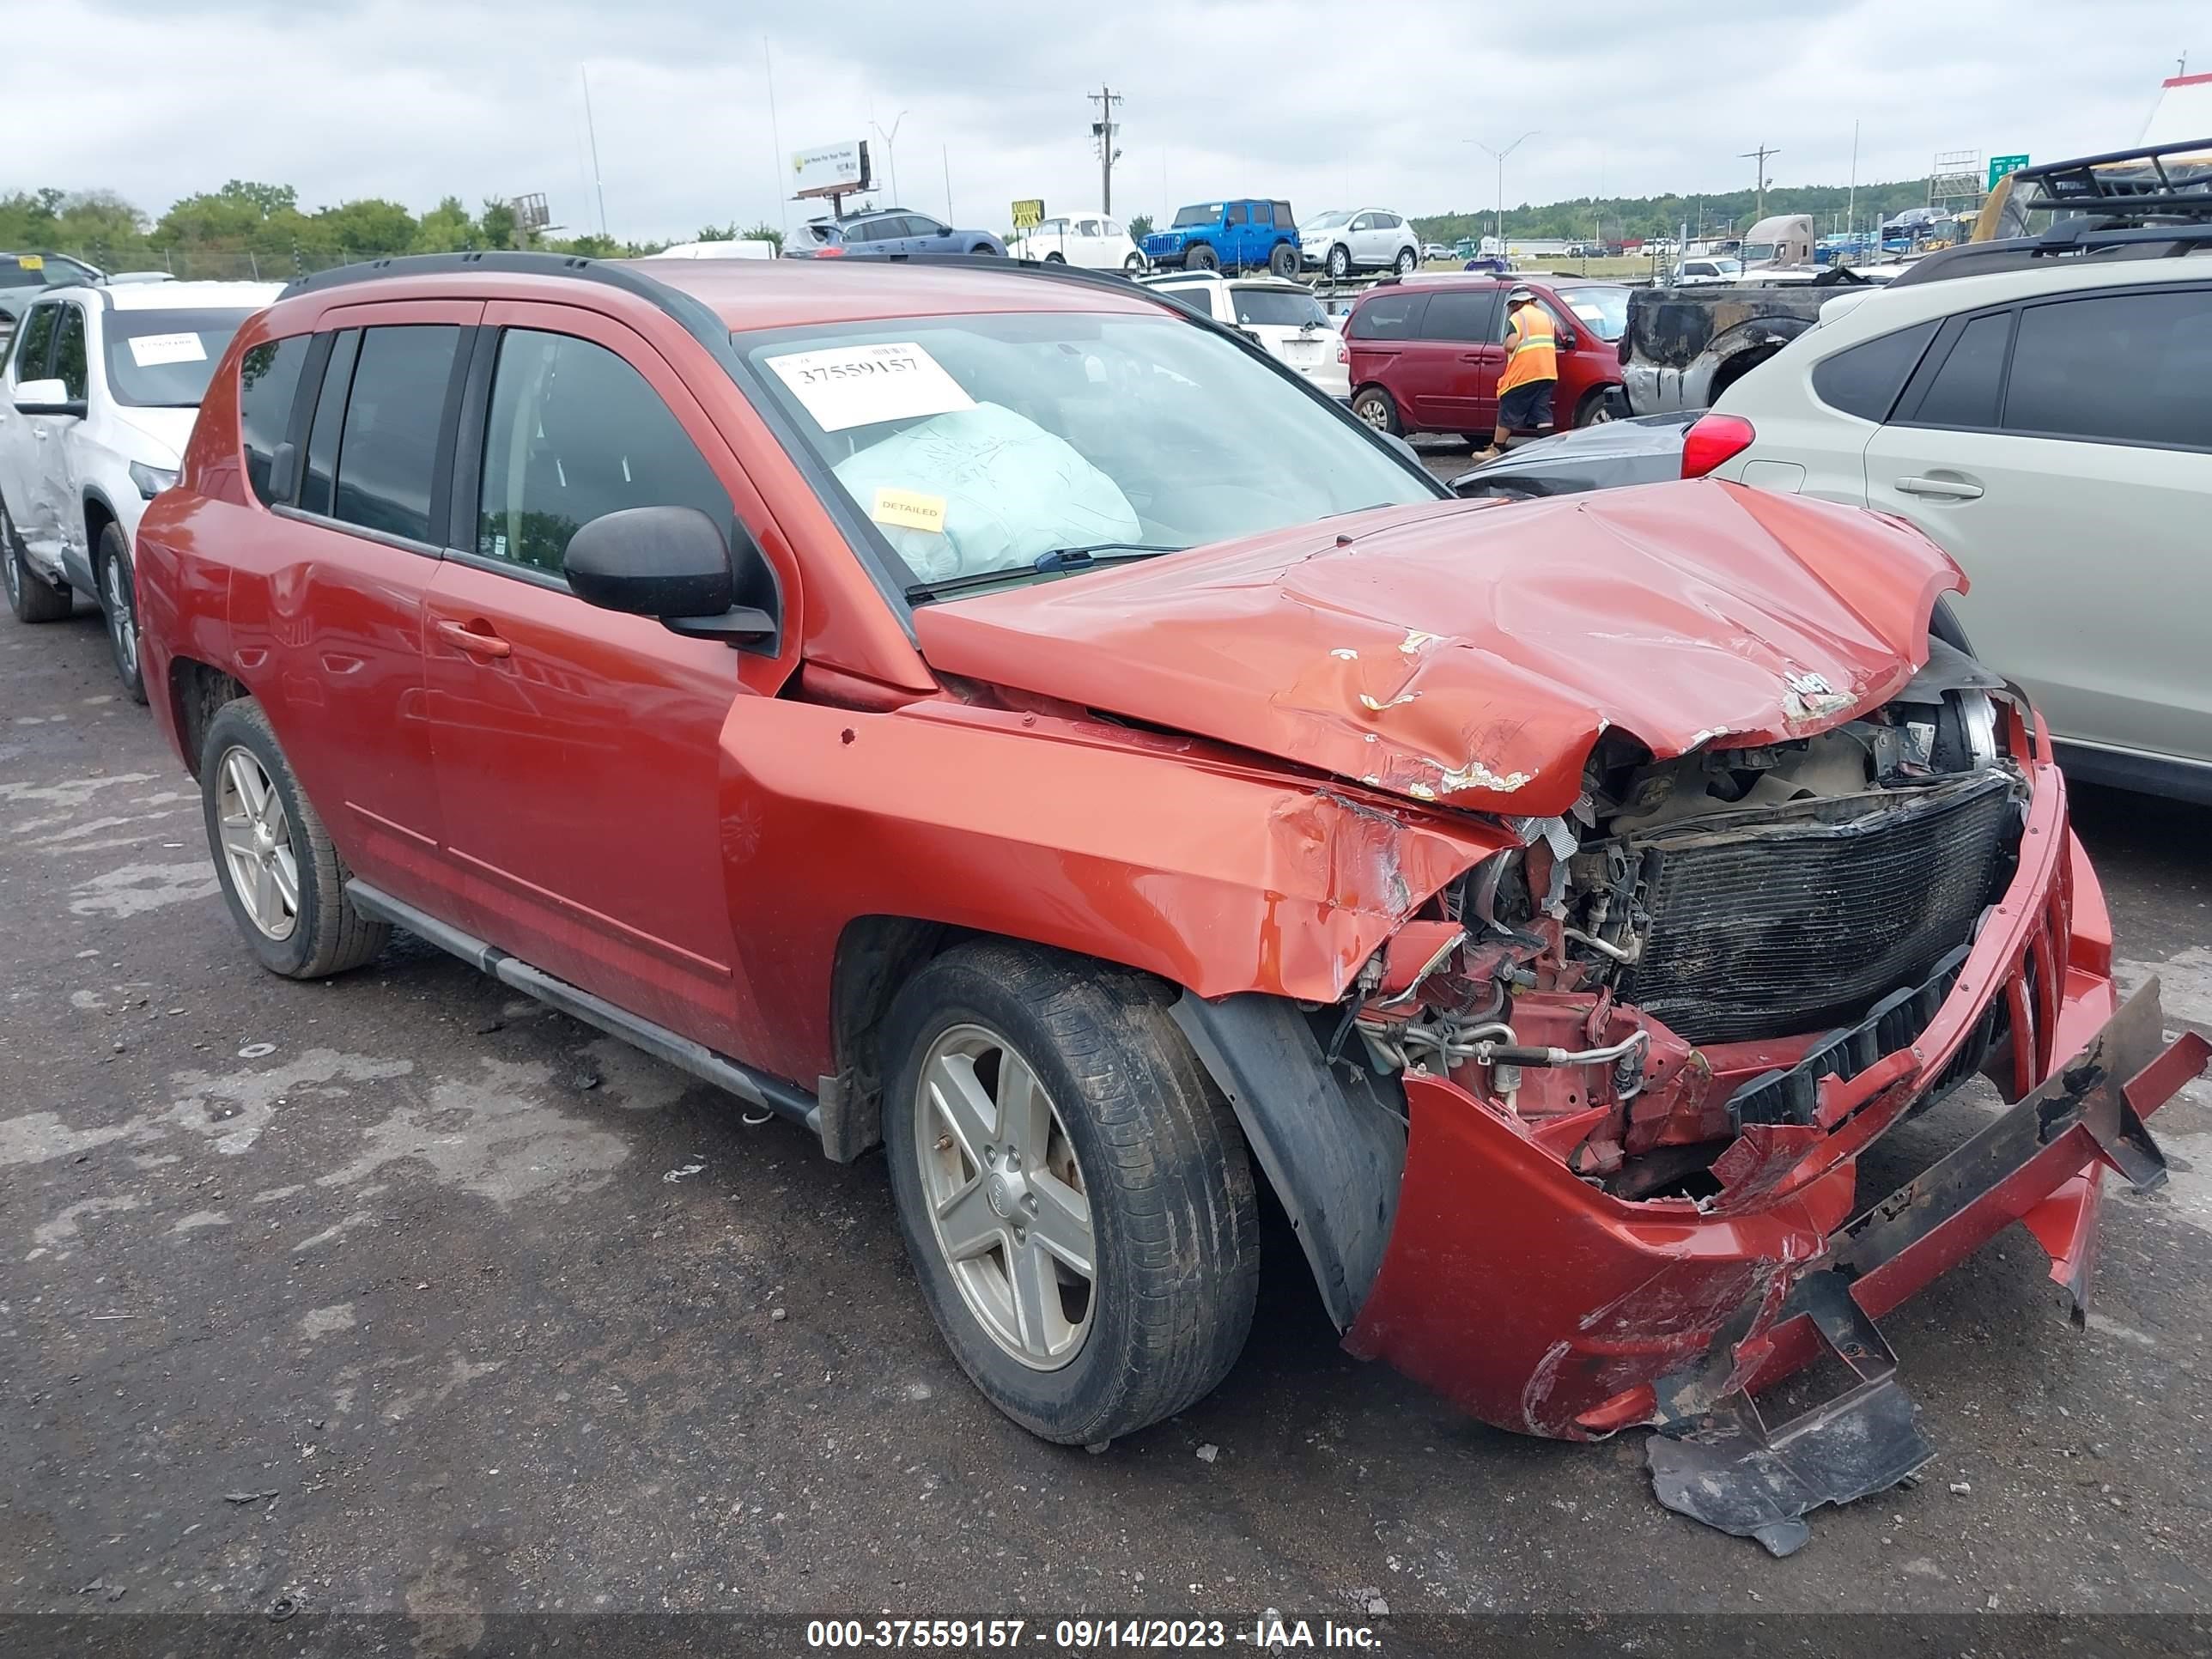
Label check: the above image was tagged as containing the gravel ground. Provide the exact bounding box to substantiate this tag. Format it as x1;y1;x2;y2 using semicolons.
3;590;2209;1651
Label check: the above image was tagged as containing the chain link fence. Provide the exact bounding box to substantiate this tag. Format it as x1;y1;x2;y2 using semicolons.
53;245;430;282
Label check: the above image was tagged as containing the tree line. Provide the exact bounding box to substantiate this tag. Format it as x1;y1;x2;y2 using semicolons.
1409;178;1940;245
0;181;784;280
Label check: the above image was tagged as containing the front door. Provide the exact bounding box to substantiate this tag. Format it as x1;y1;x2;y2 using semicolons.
422;304;787;1054
0;299;68;566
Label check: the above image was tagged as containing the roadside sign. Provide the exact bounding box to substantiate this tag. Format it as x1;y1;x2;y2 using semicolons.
1011;198;1045;230
793;141;871;199
1988;154;2030;191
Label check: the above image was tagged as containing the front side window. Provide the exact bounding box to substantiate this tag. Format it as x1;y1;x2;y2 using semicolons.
2005;289;2212;447
908;217;947;237
477;330;732;575
10;301;59;380
239;336;309;506
1551;286;1631;343
1225;204;1248;227
331;324;462;543
301;331;359;518
738;310;1437;593
104;308;258;407
52;305;88;400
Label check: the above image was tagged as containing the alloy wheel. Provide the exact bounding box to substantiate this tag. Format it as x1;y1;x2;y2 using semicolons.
914;1024;1096;1370
2;541;18;609
1356;396;1391;431
104;554;136;676
215;746;301;941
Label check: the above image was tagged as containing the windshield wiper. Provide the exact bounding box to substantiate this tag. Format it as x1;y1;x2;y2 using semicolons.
904;544;1183;603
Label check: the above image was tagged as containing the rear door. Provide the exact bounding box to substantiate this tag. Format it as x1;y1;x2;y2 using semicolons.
1863;283;2212;771
243;306;478;910
1403;287;1499;430
1346;289;1430;422
422;304;787;1053
1221;203;1250;268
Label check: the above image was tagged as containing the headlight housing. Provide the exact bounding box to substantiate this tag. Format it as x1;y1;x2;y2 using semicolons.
129;461;179;500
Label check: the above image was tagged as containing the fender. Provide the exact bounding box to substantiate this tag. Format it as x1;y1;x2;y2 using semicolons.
73;483;127;595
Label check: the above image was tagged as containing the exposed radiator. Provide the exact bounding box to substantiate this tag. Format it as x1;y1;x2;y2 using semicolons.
1615;772;2019;1046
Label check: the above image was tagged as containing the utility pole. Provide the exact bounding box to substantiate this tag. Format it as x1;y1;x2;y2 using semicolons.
1741;143;1779;222
1089;87;1122;212
1847;120;1859;250
580;66;609;239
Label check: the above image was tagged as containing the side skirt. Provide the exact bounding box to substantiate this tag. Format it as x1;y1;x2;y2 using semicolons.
344;879;822;1139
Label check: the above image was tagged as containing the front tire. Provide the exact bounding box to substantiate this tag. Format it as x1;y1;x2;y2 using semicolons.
3;501;73;623
1326;244;1351;280
199;698;389;980
1395;246;1418;275
1122;253;1145;275
1352;386;1402;436
1573;388;1618;428
1187;243;1219;272
972;243;1000;256
882;943;1260;1445
1044;252;1066;264
95;523;147;703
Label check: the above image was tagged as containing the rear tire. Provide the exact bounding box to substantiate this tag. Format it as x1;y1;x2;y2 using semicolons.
1044;252;1066;264
1268;242;1297;279
199;697;389;981
881;942;1260;1446
1352;386;1402;436
3;501;73;623
95;523;147;704
971;243;1000;256
1187;243;1219;272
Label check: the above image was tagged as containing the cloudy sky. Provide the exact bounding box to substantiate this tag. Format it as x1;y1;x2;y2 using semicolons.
10;0;2203;239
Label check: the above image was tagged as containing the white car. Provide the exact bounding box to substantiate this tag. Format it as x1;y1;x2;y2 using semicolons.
1689;234;2212;802
0;279;282;699
1299;209;1421;280
1139;273;1350;399
1007;213;1146;274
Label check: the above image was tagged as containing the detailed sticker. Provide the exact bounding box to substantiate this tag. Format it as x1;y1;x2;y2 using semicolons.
127;333;210;368
763;342;973;433
870;487;947;534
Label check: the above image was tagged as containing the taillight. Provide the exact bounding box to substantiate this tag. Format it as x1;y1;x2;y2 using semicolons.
817;246;845;258
1336;337;1349;364
1680;412;1756;479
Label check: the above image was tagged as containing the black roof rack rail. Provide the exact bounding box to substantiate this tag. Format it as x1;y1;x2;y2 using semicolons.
273;249;685;305
2006;135;2212;222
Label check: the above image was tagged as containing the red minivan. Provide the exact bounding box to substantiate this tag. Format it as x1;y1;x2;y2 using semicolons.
1344;275;1629;441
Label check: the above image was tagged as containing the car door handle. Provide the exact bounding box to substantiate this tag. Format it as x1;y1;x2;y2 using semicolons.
1894;475;1984;501
437;618;512;658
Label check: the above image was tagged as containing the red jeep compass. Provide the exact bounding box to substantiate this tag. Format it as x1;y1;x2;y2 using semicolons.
1345;275;1628;441
137;252;2203;1553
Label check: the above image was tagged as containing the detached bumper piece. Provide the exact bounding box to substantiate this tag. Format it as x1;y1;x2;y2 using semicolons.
1648;981;2207;1554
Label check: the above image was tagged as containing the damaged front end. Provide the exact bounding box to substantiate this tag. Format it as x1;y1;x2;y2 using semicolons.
1298;656;2210;1550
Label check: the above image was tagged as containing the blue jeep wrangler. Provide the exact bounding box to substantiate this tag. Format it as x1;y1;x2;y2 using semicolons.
1141;200;1301;276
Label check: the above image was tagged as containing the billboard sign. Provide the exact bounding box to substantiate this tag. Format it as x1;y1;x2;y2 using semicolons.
793;141;872;199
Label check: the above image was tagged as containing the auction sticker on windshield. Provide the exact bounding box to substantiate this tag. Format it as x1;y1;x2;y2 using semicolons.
127;333;210;368
764;342;975;432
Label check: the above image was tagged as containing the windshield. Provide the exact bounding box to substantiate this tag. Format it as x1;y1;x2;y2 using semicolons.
734;311;1436;595
102;308;256;407
1551;286;1629;341
1171;204;1221;228
1738;242;1780;264
1305;210;1352;229
1231;288;1328;329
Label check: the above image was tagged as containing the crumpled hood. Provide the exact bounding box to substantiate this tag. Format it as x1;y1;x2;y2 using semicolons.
910;481;1963;818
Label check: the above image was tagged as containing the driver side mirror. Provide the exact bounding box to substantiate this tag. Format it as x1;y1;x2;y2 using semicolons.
1557;326;1580;351
14;377;86;418
563;505;779;647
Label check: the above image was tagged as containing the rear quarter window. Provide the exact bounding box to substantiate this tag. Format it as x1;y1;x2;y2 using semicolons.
239;336;309;506
1809;320;1939;421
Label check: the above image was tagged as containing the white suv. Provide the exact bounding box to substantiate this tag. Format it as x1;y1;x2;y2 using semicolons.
0;279;281;698
1299;209;1421;280
1689;237;2212;802
1139;273;1350;399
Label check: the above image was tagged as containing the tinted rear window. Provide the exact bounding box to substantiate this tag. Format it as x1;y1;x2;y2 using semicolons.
2004;289;2212;447
1907;312;2013;429
331;325;461;543
1349;292;1428;340
239;336;308;507
1419;289;1500;343
1810;319;1939;421
1231;288;1326;328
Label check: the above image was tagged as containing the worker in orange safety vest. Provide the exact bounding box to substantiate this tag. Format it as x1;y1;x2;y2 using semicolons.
1473;287;1557;458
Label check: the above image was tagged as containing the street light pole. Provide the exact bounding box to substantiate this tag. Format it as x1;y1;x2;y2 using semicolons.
1467;131;1540;249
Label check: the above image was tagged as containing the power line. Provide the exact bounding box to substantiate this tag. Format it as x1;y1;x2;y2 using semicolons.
1088;86;1122;214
